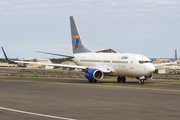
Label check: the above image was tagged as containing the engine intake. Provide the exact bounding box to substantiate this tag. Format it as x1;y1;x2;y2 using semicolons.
85;69;104;80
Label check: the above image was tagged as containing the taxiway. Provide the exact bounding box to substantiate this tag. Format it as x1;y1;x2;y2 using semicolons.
0;77;180;120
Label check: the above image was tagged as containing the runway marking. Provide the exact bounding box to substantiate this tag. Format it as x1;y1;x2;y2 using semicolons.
0;79;180;93
0;107;77;120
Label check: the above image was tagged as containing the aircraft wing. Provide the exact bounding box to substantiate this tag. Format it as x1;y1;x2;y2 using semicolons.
154;62;177;67
14;61;113;73
14;61;87;69
154;49;178;67
2;47;112;73
87;67;113;73
1;47;11;61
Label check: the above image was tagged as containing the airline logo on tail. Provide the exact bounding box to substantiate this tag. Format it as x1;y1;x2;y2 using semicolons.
73;35;80;50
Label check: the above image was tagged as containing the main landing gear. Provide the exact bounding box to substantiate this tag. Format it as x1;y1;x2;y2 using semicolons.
117;77;126;83
88;80;97;83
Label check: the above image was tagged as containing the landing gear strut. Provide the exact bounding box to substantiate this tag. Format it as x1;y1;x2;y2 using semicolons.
139;80;144;84
117;77;126;83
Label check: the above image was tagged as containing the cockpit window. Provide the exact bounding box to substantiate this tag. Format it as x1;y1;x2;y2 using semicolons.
139;60;152;64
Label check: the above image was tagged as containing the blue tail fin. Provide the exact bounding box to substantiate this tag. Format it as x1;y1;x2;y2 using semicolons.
70;16;91;54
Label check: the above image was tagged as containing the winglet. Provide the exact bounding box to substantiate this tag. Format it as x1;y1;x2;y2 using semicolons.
1;47;10;61
175;49;178;62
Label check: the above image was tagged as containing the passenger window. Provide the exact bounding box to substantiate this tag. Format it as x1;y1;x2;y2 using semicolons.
139;60;152;64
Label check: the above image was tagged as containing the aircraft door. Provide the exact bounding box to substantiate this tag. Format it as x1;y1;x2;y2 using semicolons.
130;58;134;69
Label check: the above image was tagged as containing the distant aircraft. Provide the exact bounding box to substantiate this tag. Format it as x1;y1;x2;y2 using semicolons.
2;16;179;84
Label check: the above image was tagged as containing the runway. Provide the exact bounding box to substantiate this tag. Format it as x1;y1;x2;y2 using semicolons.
0;77;180;120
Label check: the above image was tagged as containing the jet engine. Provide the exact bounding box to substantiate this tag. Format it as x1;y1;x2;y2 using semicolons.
85;69;104;80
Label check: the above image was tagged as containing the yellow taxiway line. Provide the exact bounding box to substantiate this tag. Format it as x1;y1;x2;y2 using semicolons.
0;79;179;94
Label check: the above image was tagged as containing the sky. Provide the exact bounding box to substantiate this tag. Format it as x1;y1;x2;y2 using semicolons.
0;0;180;59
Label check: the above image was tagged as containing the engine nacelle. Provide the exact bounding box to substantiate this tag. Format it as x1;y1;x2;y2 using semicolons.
136;74;153;80
85;69;104;80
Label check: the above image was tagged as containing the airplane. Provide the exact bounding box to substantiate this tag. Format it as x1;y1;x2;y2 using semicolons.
1;16;179;84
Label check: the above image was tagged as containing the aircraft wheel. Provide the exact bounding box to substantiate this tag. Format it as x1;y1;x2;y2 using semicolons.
117;77;122;83
93;80;97;83
88;80;93;83
139;80;142;84
142;80;144;84
122;77;126;83
139;80;144;84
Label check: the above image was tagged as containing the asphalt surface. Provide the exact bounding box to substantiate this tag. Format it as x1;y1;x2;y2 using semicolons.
0;76;180;120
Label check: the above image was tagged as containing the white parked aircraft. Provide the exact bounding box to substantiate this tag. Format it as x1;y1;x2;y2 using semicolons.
2;16;178;84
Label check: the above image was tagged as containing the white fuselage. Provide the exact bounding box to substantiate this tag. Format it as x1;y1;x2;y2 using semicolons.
72;53;155;77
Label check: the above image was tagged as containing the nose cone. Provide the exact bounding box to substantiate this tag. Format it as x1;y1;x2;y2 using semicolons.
147;64;155;74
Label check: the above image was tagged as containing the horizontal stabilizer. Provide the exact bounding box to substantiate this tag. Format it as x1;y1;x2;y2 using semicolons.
36;51;74;58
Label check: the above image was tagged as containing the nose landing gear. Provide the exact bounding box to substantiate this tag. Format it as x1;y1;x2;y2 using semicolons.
139;80;144;84
137;76;146;85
